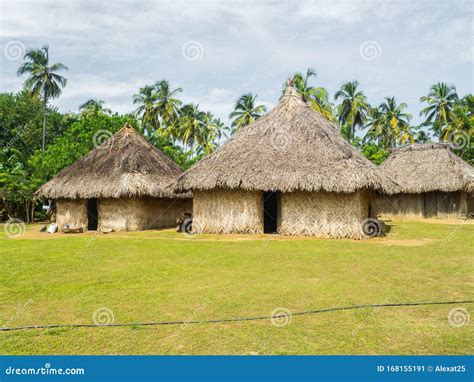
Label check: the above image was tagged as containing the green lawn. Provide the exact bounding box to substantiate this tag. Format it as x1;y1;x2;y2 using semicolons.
0;220;472;355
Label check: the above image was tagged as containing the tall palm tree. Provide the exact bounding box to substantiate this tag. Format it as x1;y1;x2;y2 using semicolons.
335;81;370;141
380;97;412;147
288;68;334;121
79;99;111;116
364;107;385;146
133;85;159;136
17;45;68;150
179;104;205;152
364;98;412;148
420;83;458;137
229;93;266;131
154;80;183;137
197;112;220;155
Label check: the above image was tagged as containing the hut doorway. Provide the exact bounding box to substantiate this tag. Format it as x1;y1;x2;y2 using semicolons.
263;191;280;234
87;198;98;231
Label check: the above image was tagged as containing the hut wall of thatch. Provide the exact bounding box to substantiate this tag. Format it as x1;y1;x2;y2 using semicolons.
98;197;192;231
374;191;470;219
56;199;88;230
192;189;262;234
280;190;371;239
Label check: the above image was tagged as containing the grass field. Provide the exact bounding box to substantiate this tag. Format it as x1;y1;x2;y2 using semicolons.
0;220;473;355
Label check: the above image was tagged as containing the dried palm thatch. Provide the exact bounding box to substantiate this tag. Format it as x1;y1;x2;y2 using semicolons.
36;125;189;199
280;190;371;239
379;144;473;193
175;84;398;194
192;189;262;234
98;197;192;231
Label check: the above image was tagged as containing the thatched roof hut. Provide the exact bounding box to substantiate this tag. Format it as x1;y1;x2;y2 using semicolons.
37;125;191;232
375;144;473;219
37;125;185;200
176;84;398;238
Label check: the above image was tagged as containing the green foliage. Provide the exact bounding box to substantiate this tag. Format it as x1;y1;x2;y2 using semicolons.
17;45;68;150
287;68;334;121
361;143;389;165
335;81;370;141
133;80;229;157
229;93;266;131
363;97;413;149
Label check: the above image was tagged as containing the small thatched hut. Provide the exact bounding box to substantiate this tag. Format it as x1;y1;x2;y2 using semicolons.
175;84;397;239
36;125;192;232
375;143;474;219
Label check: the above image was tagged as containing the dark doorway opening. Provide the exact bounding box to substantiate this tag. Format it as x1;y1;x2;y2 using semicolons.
87;199;98;231
263;191;279;234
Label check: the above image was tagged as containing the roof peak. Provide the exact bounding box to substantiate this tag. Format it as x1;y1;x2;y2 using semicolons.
118;123;137;134
282;80;300;98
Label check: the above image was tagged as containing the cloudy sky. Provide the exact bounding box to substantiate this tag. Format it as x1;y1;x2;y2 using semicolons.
0;0;472;126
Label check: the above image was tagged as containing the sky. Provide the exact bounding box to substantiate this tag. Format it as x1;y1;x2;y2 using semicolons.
0;0;472;127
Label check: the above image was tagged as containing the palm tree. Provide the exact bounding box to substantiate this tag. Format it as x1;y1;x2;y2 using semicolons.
133;85;159;137
197;112;220;155
364;98;413;148
17;45;68;150
154;80;183;140
229;93;266;131
381;97;413;147
335;81;370;141
364;107;385;146
287;68;334;121
413;128;430;144
420;83;458;137
179;104;205;152
79;99;111;116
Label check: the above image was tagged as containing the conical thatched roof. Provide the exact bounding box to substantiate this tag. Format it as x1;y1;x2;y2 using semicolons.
37;125;187;199
380;143;474;193
175;84;397;194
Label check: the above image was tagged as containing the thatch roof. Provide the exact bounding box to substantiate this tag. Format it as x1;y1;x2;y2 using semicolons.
175;84;398;194
380;143;474;193
36;125;188;199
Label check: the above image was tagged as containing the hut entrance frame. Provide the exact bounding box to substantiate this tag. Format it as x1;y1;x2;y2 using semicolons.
87;198;99;231
263;191;280;234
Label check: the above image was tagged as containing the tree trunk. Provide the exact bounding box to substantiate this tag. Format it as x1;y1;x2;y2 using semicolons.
25;199;30;223
42;94;47;151
31;199;35;223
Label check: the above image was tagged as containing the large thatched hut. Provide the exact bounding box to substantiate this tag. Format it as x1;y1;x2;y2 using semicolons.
175;84;396;239
375;143;474;219
36;125;192;232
